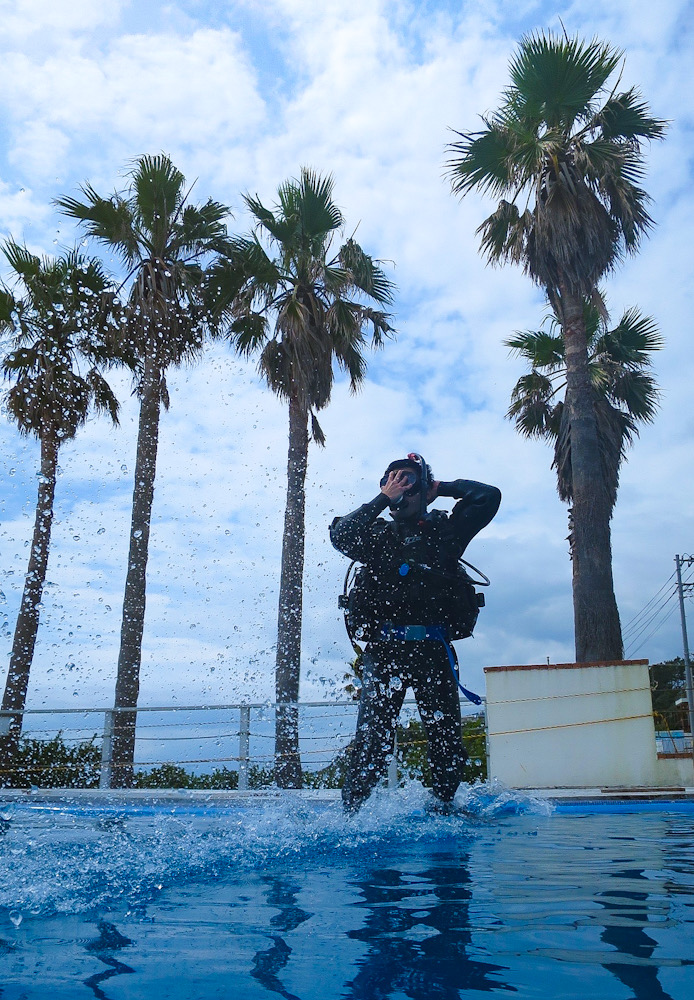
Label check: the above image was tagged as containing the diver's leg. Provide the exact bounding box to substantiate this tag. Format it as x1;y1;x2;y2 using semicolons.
411;642;468;803
342;643;407;813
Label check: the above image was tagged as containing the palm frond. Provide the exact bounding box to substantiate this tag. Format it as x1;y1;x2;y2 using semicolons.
1;248;128;440
608;369;660;422
86;368;120;424
310;410;326;447
552;401;572;502
511;297;661;507
446;125;523;199
204;258;248;326
229;312;269;357
244;193;297;246
359;307;395;347
0;287;17;327
507;370;559;439
593;87;668;142
596;307;663;364
223;171;395;434
599;171;654;250
338;239;395;305
228;235;285;290
172;200;230;256
296;167;343;239
446;29;665;314
55;186;139;264
2;240;41;282
130;154;185;236
509;32;621;129
2;346;38;375
477;200;532;266
505;328;565;368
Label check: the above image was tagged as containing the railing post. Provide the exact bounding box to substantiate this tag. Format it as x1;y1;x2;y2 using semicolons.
388;729;398;789
238;705;250;791
100;709;114;789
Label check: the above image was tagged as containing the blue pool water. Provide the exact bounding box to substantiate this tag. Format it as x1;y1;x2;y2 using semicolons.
1;783;693;999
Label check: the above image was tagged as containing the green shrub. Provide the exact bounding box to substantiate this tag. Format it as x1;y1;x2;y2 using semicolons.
134;764;240;789
396;714;487;786
303;713;487;790
5;732;101;789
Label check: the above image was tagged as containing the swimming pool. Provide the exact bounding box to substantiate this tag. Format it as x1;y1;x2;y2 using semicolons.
1;783;693;999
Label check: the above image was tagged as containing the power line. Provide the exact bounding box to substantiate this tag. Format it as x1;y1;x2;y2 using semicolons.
623;586;677;651
623;564;694;656
625;601;679;657
622;569;677;633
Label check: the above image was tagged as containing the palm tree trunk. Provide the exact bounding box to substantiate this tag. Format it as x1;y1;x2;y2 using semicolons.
274;394;308;788
560;285;623;662
0;426;58;783
111;357;162;787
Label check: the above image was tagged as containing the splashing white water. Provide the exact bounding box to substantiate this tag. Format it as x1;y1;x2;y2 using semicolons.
0;780;552;917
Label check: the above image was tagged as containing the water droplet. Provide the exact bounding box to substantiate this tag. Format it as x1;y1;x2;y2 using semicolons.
97;527;105;535
9;911;22;928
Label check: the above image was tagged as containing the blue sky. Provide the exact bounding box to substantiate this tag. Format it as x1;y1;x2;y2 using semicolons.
0;0;693;716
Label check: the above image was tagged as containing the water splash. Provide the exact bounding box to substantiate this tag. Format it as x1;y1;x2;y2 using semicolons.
0;781;552;918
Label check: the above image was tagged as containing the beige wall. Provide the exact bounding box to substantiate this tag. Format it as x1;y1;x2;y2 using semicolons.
484;660;694;789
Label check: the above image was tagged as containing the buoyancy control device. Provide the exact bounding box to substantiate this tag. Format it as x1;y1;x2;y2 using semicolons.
339;554;489;648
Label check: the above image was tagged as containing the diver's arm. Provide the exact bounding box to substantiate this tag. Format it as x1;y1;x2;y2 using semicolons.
329;493;390;561
438;479;502;550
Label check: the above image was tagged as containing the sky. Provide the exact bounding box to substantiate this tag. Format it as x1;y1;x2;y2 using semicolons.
0;0;692;729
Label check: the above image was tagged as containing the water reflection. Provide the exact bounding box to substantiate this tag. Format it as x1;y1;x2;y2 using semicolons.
599;867;676;1000
344;855;514;999
83;920;135;999
0;805;692;999
251;876;312;1000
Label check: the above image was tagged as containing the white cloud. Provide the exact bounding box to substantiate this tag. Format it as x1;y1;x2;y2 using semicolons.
0;27;266;188
0;180;49;239
0;0;126;42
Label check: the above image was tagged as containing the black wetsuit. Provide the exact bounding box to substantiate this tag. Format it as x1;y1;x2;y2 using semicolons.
330;479;501;811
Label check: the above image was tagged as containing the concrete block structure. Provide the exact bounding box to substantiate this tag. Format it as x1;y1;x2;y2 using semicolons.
484;660;693;790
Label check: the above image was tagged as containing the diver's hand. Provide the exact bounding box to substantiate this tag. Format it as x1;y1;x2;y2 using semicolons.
380;470;412;501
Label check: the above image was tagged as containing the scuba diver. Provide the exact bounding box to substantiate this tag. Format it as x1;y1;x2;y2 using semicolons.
330;454;501;813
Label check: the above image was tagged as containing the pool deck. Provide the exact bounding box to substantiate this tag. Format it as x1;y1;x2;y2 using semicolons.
1;785;693;808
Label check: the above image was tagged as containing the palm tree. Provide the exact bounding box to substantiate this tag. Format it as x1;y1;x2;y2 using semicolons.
445;31;666;662
209;168;394;787
56;155;230;786
0;243;124;778
506;303;661;547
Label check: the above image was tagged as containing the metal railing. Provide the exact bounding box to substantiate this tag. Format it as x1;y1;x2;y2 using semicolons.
1;698;477;789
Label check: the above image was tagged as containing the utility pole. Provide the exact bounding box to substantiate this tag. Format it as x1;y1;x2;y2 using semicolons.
674;554;694;764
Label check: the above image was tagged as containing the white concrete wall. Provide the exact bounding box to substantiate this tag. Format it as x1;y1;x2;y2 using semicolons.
485;660;694;789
